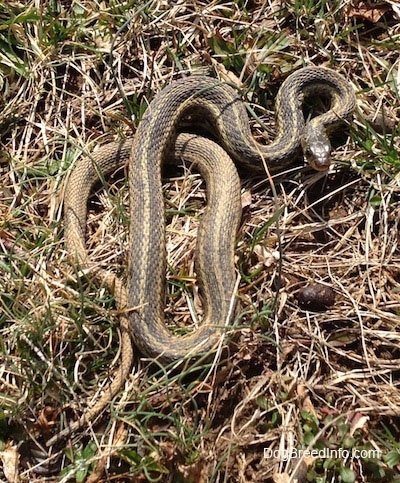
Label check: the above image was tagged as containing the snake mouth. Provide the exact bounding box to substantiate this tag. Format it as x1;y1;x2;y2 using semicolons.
310;157;331;171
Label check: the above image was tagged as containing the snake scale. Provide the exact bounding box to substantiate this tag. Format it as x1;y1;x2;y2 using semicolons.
48;66;355;445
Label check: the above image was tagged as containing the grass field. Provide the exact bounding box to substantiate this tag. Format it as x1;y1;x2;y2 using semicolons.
0;0;400;481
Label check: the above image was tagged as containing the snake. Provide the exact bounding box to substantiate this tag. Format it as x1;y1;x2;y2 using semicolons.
49;66;355;445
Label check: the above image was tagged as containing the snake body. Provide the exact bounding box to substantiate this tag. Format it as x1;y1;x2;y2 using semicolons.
126;66;355;361
52;66;355;445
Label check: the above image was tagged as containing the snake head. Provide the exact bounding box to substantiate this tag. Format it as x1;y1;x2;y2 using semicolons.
301;121;332;171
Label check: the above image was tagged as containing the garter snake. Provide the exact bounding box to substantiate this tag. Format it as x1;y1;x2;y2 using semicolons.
52;66;355;445
121;66;354;360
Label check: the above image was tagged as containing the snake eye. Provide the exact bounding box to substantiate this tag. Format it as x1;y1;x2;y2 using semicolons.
304;147;312;158
303;147;314;164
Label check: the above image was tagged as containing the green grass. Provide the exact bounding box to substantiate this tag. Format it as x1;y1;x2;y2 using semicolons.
0;0;400;481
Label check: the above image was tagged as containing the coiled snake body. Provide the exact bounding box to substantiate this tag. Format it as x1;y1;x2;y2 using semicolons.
51;67;355;444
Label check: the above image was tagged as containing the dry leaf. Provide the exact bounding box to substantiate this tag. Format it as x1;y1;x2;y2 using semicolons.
241;189;253;209
272;472;290;483
0;444;20;483
348;412;370;436
253;244;280;268
348;2;391;23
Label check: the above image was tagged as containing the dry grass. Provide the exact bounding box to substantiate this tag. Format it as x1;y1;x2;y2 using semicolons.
0;0;400;482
